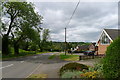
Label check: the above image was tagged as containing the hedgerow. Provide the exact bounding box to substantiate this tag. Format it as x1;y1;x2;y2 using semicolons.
103;37;120;78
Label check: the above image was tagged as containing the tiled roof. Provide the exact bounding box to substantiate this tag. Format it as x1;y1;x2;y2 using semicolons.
104;29;120;40
78;45;89;50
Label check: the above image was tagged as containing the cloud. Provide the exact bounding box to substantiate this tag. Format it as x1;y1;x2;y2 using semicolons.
33;2;118;42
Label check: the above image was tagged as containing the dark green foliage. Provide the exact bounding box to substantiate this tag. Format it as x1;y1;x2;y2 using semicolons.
2;2;43;55
59;62;88;76
2;49;36;59
38;29;51;52
28;43;39;51
2;35;10;55
103;37;120;78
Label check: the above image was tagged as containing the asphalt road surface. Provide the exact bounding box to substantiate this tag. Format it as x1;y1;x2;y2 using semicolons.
2;52;97;79
2;52;61;78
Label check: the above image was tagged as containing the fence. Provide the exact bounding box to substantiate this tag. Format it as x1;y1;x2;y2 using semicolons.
79;55;105;60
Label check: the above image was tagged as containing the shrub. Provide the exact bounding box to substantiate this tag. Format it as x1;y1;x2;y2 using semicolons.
102;37;120;78
93;63;104;78
61;70;83;78
80;71;99;79
79;65;104;78
59;62;88;76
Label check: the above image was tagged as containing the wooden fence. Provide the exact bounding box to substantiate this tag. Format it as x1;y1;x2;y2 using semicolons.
79;55;105;60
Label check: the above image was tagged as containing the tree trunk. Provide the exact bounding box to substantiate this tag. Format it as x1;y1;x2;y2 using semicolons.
2;35;9;55
14;42;19;55
13;35;24;55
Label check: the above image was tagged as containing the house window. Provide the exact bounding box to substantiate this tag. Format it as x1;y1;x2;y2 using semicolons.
100;32;110;44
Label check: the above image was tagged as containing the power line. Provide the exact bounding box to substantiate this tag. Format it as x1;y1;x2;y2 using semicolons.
64;0;80;55
65;0;80;28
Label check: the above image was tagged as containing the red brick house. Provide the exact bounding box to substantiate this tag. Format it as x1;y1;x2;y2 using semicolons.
96;29;120;55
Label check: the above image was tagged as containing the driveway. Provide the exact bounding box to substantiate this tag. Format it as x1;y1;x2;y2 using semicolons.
2;52;98;78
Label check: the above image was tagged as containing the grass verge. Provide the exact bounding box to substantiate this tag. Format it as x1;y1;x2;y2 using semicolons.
2;49;50;60
59;54;79;61
48;53;80;61
48;54;56;59
28;74;48;78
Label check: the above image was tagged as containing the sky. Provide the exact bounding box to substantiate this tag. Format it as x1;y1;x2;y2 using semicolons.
32;2;118;42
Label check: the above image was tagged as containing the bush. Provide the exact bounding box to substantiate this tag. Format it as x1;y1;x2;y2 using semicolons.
79;65;104;78
61;70;83;78
94;63;103;73
90;63;104;78
59;62;88;76
80;71;99;79
103;37;120;78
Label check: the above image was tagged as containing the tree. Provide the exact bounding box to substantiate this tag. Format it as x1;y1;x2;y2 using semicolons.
102;37;120;78
1;2;42;55
42;29;50;42
38;29;50;52
12;27;41;54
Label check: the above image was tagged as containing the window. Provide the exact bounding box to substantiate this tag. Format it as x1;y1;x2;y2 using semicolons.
100;32;110;44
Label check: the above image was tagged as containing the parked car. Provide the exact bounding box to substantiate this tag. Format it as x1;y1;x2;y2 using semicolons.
84;51;95;56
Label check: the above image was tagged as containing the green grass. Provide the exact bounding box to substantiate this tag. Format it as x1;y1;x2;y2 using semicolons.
28;74;48;78
59;54;79;61
2;48;50;60
48;54;56;59
47;53;79;61
36;52;50;54
2;51;35;60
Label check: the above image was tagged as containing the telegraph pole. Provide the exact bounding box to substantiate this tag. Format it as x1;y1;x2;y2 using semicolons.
65;28;67;55
64;0;80;55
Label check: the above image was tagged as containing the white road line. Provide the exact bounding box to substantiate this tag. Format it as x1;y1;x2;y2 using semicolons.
26;64;42;78
0;64;14;69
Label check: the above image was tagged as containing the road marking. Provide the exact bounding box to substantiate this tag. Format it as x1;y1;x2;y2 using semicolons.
26;64;42;78
0;64;14;69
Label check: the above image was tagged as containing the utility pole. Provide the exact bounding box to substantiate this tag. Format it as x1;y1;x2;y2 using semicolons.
64;0;80;55
65;27;67;55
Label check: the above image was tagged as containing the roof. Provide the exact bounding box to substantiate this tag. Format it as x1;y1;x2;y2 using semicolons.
96;29;120;46
78;45;89;50
104;29;120;40
91;43;96;46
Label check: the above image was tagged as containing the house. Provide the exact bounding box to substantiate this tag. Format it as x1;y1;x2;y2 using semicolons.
88;43;96;51
96;29;120;55
75;45;89;51
74;43;96;52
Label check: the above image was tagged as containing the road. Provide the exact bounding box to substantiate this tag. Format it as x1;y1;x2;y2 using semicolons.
2;52;63;78
2;52;97;79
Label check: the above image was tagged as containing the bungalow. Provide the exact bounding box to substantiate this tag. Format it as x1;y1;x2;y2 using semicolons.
74;43;96;52
88;43;96;51
96;29;120;55
76;45;89;51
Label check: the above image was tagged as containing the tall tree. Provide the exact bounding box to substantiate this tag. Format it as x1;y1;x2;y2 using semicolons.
39;29;50;52
2;2;43;55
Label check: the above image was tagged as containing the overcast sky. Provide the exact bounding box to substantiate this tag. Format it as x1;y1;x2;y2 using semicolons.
33;2;118;42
